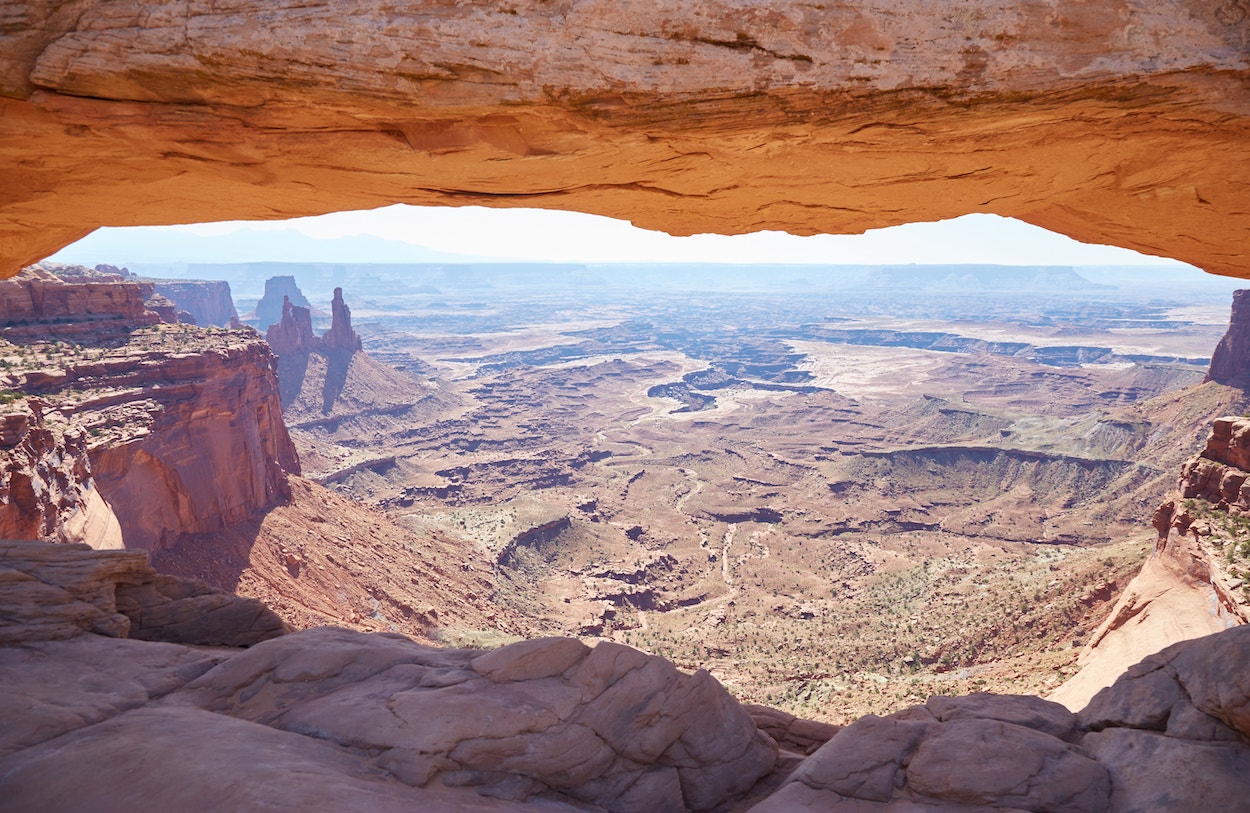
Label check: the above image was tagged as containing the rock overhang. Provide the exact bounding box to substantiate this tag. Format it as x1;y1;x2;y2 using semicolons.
1;0;1248;277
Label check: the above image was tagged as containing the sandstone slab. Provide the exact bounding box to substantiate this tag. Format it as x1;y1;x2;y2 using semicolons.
755;694;1109;813
171;627;777;813
0;540;288;646
1;2;1248;277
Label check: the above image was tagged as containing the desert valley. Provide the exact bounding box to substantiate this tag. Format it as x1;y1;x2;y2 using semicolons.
2;255;1250;811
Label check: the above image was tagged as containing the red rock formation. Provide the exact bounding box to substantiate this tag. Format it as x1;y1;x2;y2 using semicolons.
149;280;238;327
0;399;122;549
264;296;316;357
1052;415;1250;709
0;265;158;342
254;276;310;331
1205;290;1250;386
1;2;1248;278
320;287;361;355
0;268;299;550
81;338;300;551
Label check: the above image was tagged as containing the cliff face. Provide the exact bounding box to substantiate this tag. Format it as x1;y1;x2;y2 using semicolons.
254;276;310;331
0;265;158;342
0;269;299;551
1;2;1248;277
1052;414;1250;709
1205;290;1250;386
82;337;300;551
150;280;238;327
0;400;122;550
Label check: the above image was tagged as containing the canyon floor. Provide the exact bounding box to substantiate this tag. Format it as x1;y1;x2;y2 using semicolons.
205;262;1248;724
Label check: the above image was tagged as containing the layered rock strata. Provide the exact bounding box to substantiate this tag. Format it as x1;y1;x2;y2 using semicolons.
1052;415;1250;709
1;2;1248;277
3;540;1250;813
0;268;298;550
149;279;238;327
0;264;159;342
0;399;121;549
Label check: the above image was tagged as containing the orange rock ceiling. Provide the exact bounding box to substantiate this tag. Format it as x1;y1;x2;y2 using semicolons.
1;0;1248;277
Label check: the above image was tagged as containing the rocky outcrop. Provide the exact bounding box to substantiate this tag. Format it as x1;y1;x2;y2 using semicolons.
1206;290;1250;386
0;539;287;645
149;279;238;327
0;399;122;550
0;264;158;342
265;295;317;357
78;336;300;551
0;270;298;550
255;276;311;331
2;2;1249;278
265;283;362;411
4;538;1249;813
321;286;362;354
1052;416;1250;710
143;292;193;324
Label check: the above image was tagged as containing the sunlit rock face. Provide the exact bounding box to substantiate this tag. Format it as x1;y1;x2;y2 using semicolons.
1;1;1248;277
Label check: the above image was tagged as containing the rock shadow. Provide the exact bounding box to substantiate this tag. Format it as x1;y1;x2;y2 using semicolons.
321;348;352;414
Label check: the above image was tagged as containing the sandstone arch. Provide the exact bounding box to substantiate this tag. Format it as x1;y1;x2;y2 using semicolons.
2;1;1248;277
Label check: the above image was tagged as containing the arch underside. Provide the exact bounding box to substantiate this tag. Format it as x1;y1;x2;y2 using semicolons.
1;0;1247;276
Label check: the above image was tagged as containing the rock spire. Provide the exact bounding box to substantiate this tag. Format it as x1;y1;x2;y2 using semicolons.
1206;290;1250;387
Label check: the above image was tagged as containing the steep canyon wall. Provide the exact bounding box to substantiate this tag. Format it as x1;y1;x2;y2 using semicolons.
1;1;1248;275
0;267;298;551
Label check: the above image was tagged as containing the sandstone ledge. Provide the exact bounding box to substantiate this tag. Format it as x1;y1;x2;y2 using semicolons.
1;1;1248;276
3;540;1250;812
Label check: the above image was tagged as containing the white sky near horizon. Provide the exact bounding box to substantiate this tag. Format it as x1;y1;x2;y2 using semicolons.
53;205;1196;267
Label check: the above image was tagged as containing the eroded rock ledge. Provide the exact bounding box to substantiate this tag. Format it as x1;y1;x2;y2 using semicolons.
2;539;1250;812
1;1;1248;276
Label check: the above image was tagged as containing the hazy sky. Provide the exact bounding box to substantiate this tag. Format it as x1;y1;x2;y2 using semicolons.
52;206;1193;267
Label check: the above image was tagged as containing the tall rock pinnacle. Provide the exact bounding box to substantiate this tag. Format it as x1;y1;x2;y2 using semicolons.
321;286;362;355
1206;290;1250;387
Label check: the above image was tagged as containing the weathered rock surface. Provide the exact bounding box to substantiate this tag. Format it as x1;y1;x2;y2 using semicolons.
0;267;298;549
0;264;158;342
756;694;1110;813
0;539;287;645
1078;625;1250;813
3;540;1250;813
1052;413;1250;710
255;275;311;331
1206;289;1250;386
1;2;1248;277
0;398;122;549
149;278;238;327
321;286;362;355
265;295;317;358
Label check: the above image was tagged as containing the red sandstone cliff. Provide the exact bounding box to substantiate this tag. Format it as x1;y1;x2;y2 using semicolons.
1205;289;1250;387
0;265;159;342
1053;415;1250;709
0;268;298;551
149;279;238;327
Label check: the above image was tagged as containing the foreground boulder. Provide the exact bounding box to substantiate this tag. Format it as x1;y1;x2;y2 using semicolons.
173;629;777;813
3;541;1250;812
0;540;288;645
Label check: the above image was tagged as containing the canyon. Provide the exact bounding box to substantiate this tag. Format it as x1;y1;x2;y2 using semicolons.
1;258;1249;808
